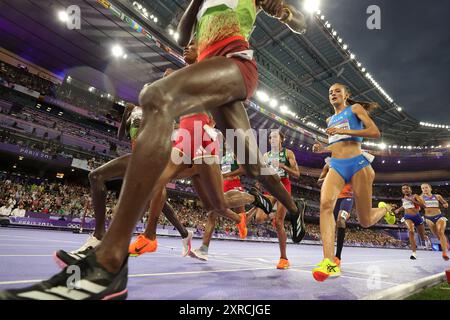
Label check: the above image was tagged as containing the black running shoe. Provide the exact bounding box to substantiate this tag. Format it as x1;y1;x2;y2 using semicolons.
290;198;306;243
249;187;273;214
0;253;128;300
53;247;94;269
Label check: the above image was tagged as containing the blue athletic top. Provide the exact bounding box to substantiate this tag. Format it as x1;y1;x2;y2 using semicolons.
327;105;364;145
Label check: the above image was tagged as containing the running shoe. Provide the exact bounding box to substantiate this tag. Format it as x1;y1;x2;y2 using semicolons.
128;234;157;256
312;258;341;282
53;234;100;268
0;253;128;300
410;252;417;260
189;247;208;261
442;253;449;261
276;258;290;270
290;199;306;243
236;212;247;239
249;187;273;214
379;202;396;224
181;230;193;257
54;247;94;269
72;234;101;255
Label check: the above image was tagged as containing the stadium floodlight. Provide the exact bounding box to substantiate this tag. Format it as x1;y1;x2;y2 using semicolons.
357;62;361;67
361;68;366;72
173;32;180;41
58;10;68;22
123;54;128;59
112;44;124;57
379;143;387;150
168;28;174;36
154;17;158;23
269;99;278;108
280;105;289;114
397;107;402;112
343;44;348;50
332;31;337;36
256;90;269;102
304;0;321;14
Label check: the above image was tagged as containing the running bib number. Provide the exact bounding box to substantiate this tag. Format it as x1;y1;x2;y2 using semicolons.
425;200;440;208
402;199;415;210
221;163;232;174
198;0;239;19
328;119;352;144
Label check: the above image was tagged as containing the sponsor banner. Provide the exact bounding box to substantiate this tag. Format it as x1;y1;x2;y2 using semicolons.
0;142;72;165
10;83;40;98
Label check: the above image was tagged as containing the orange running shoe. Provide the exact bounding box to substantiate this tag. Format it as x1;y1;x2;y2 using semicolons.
443;253;449;261
129;234;157;256
237;212;247;239
334;257;341;266
276;258;290;270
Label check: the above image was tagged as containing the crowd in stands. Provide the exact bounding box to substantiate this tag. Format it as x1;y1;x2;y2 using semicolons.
0;62;56;96
0;172;414;248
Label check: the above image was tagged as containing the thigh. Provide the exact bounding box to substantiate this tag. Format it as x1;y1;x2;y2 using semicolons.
436;218;447;234
321;169;346;210
425;219;438;235
351;165;375;215
140;57;247;118
91;154;130;180
405;220;415;232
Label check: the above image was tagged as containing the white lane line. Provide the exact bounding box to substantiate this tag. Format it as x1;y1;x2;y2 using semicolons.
0;267;275;286
0;238;82;244
0;255;52;257
129;267;275;278
0;244;79;248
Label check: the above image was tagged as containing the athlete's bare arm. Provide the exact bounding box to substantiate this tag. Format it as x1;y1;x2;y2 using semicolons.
436;194;449;208
256;0;307;34
280;149;300;178
177;0;203;47
413;194;426;208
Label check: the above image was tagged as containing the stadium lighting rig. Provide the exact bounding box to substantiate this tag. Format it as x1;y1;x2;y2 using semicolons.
132;1;158;24
420;122;450;129
316;12;395;105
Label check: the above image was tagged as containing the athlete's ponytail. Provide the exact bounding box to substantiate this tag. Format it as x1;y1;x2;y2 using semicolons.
337;83;379;113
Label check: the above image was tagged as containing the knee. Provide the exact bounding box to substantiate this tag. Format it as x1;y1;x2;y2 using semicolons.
359;218;371;229
139;84;171;114
320;197;336;213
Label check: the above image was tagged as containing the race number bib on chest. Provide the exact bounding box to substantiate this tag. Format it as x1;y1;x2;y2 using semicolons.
328;118;352;144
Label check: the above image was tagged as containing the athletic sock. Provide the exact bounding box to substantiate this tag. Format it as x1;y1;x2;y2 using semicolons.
335;227;345;260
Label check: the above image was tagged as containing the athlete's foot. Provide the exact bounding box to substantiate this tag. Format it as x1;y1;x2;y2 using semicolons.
237;212;248;239
0;252;128;300
189;247;208;261
443;253;449;261
289;199;306;243
410;252;417;260
312;258;341;282
249;187;273;214
334;256;341;267
181;230;193;257
128;234;157;256
276;258;290;270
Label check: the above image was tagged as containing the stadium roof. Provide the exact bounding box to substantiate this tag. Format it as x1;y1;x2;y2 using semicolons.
1;0;449;148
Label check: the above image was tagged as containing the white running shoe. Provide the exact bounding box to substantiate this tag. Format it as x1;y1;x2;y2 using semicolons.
189;248;208;261
181;230;193;257
410;252;417;260
70;234;101;254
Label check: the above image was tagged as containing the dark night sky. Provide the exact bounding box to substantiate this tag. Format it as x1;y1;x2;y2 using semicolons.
321;0;450;124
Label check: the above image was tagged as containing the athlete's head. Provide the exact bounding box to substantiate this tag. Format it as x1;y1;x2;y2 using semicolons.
329;83;379;113
421;183;432;195
183;41;198;65
269;130;284;149
402;184;412;196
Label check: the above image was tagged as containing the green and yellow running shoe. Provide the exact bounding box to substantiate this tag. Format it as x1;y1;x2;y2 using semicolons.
379;202;396;224
312;258;341;282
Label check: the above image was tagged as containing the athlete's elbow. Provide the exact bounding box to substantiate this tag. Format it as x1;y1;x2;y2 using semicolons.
370;128;381;139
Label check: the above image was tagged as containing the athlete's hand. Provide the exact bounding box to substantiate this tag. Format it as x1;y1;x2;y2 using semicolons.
312;142;325;153
444;203;449;209
326;127;346;136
